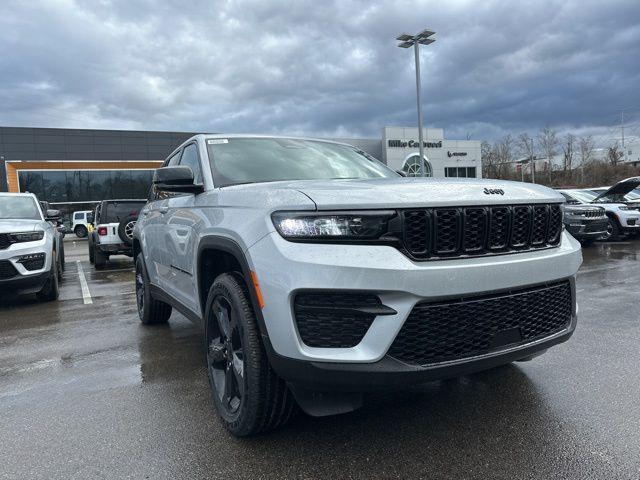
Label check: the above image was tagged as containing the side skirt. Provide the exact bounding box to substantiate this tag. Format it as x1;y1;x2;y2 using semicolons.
148;283;202;326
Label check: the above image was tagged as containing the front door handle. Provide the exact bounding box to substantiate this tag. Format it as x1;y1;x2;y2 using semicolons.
159;207;169;214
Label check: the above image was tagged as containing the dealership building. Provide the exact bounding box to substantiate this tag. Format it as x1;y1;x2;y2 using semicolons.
0;125;481;222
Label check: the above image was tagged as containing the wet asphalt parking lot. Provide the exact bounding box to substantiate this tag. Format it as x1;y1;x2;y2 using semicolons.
1;237;640;480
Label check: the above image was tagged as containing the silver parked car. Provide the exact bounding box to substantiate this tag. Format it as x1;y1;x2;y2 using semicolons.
0;192;64;301
134;135;582;436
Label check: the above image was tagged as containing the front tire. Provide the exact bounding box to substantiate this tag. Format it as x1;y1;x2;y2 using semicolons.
205;273;297;436
135;254;171;324
36;256;59;302
604;217;622;241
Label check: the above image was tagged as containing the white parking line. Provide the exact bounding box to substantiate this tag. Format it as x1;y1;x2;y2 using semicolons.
76;261;93;305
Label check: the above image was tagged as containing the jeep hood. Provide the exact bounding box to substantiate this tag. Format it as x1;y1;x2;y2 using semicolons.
592;177;640;202
278;178;564;209
0;219;43;234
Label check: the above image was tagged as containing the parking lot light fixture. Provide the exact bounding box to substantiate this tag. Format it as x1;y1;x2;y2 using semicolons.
396;29;436;177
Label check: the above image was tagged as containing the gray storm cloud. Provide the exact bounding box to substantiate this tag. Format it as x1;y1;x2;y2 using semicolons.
0;0;639;143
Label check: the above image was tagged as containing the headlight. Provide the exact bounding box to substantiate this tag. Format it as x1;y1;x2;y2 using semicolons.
272;211;395;240
9;231;45;243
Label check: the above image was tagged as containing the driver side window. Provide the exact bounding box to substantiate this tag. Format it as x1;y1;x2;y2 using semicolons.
153;150;182;201
178;143;203;185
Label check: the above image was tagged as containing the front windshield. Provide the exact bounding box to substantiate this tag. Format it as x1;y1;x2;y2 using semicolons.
206;137;398;187
625;189;640;200
0;196;42;220
566;190;597;203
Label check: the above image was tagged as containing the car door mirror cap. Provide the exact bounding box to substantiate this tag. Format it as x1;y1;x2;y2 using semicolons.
153;166;204;194
45;209;62;221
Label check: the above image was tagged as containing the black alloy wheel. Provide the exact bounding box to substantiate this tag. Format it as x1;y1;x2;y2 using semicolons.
134;254;171;324
135;263;145;317
207;295;245;417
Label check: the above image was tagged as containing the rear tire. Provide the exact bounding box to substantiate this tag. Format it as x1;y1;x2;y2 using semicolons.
205;273;297;436
59;241;65;272
135;254;172;324
88;235;95;264
94;249;108;269
36;256;59;302
74;225;88;238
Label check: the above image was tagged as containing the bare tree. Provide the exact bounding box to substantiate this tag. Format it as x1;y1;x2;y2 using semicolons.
517;133;536;182
481;140;494;178
607;142;623;165
578;135;595;184
562;133;575;173
538;126;558;181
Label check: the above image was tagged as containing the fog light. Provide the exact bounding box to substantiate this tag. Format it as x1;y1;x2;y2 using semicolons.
18;252;46;271
18;253;45;263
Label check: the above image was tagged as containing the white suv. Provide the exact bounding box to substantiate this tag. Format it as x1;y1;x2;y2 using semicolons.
559;180;640;239
0;193;64;301
134;135;582;436
88;199;145;269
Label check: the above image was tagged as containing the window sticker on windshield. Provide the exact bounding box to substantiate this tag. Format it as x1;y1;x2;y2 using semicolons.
207;139;229;144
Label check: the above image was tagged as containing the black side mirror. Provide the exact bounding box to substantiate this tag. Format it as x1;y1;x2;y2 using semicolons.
45;209;61;221
153;166;203;194
396;170;408;177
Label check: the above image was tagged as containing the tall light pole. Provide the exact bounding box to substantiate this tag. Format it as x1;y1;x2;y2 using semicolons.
397;29;436;177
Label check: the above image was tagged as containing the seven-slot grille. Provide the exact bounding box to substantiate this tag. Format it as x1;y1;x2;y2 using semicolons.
388;280;573;366
400;204;562;260
582;209;606;218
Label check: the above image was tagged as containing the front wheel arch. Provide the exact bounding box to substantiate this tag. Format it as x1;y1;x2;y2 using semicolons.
196;237;265;335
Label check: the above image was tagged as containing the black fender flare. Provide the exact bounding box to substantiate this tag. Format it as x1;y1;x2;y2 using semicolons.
196;236;269;340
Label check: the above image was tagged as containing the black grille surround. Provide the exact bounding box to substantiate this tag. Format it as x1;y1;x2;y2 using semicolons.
294;292;396;348
388;280;573;367
400;203;563;261
0;260;19;280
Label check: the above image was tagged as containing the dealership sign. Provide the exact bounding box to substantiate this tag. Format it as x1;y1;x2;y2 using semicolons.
447;151;467;157
388;139;442;148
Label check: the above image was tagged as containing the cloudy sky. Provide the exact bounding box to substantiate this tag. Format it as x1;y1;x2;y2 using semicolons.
1;0;639;145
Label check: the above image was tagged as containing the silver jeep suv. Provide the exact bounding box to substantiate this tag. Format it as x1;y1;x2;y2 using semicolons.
134;135;583;436
0;193;64;301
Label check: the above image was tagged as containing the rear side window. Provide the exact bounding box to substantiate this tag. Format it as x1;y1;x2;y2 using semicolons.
101;202;145;223
179;144;203;184
74;212;84;220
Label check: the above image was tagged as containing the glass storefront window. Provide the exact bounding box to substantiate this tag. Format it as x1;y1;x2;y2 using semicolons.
18;169;154;203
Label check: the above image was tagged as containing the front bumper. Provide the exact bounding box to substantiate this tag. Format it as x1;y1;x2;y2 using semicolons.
0;237;52;294
265;313;577;391
565;218;608;239
248;230;583;367
616;212;640;232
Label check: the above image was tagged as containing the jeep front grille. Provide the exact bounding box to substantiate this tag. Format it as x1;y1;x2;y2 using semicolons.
388;280;573;366
400;203;562;260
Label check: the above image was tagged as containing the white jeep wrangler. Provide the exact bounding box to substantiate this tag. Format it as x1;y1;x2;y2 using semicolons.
88;199;145;269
